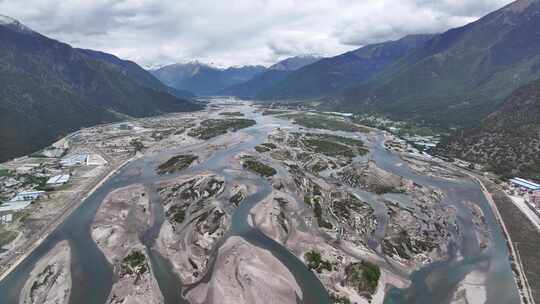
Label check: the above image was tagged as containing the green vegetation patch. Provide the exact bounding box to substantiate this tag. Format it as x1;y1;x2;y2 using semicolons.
262;109;288;116
283;113;368;133
241;157;277;177
188;119;256;140
298;135;357;157
219;111;244;117
311;161;329;173
315;134;365;147
373;185;405;195
255;145;270;153
299;133;368;158
157;154;198;174
330;293;352;304
304;250;332;273
303;138;355;158
275;197;289;233
151;128;175;141
304;194;332;229
21;174;49;191
166;205;187;224
254;142;278;153
121;250;148;276
304;195;313;207
344;261;381;296
0;169;13;177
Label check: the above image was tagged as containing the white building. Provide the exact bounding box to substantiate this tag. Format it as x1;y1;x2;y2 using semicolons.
61;154;88;167
0;213;13;224
0;200;33;213
46;174;70;186
9;190;45;202
86;154;107;166
0;190;45;224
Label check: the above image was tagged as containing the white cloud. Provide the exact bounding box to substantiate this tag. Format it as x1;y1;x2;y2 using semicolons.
0;0;514;67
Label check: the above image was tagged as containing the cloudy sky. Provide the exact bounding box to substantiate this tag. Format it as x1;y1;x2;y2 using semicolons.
0;0;514;68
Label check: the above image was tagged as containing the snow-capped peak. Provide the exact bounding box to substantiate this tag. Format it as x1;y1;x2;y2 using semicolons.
0;15;17;25
0;15;34;34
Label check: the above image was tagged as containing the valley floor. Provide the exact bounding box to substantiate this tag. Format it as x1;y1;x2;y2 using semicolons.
0;98;528;304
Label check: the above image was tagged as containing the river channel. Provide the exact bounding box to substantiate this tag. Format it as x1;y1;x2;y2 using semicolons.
0;100;521;304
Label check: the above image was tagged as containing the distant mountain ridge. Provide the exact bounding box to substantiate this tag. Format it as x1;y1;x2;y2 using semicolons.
0;16;201;162
242;0;540;130
151;62;266;96
220;55;322;98
268;55;322;71
0;15;34;34
338;0;540;127
77;49;195;99
256;35;434;100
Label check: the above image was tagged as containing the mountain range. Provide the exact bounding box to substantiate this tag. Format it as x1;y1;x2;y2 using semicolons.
77;49;195;99
337;0;540;128
255;35;433;100
221;0;540;178
226;0;540;131
150;62;266;96
3;0;540;178
0;15;201;162
220;55;321;98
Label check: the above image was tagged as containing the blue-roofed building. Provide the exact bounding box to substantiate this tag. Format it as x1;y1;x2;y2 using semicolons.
509;178;540;191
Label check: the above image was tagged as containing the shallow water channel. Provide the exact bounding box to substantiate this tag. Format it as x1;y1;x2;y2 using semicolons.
0;102;520;304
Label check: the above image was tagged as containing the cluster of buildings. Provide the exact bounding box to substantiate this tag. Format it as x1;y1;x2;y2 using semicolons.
0;153;99;224
60;154;89;167
0;190;45;224
0;171;70;224
402;135;441;151
509;177;540;209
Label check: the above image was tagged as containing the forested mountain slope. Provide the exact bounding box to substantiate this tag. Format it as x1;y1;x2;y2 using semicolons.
0;16;201;161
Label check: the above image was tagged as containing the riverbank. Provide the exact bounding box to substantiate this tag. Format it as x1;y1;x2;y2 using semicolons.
464;171;535;304
0;155;138;283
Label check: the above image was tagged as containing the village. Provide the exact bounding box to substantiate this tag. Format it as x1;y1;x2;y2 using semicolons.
0;111;201;278
503;178;540;230
0;152;107;223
